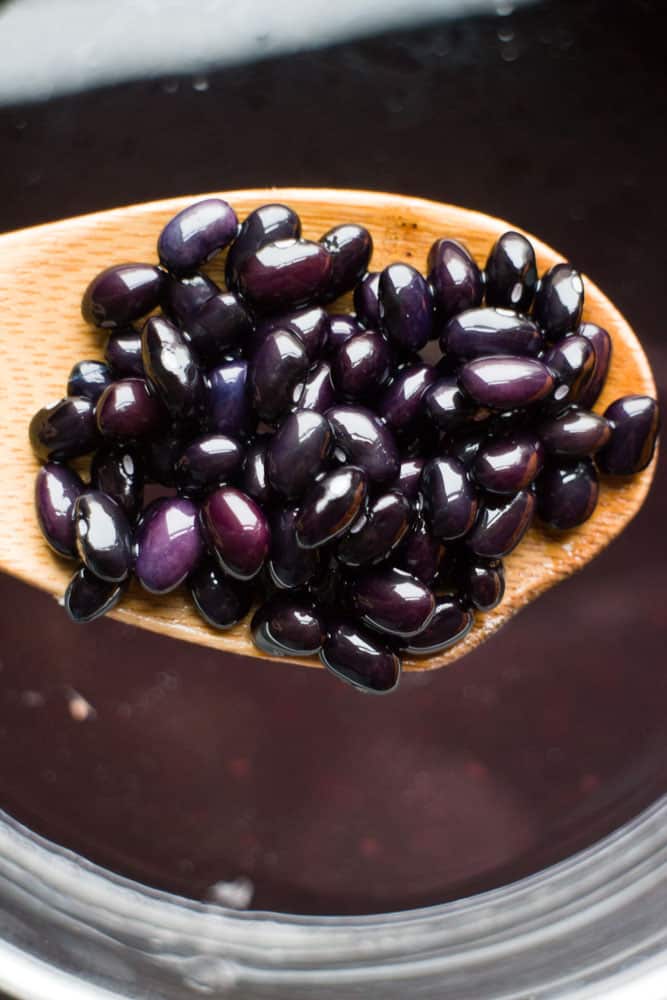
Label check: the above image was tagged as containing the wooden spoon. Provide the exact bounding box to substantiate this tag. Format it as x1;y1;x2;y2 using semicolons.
0;188;657;672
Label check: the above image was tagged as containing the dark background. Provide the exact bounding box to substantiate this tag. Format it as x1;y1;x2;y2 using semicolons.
0;0;666;951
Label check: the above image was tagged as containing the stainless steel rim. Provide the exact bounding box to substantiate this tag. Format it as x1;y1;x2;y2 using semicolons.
0;794;666;999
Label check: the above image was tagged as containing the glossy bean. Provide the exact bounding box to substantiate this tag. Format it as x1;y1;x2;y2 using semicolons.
266;410;332;499
205;361;253;439
598;395;660;475
427;239;483;323
378;263;433;350
237;239;332;313
295;465;367;549
143;427;190;486
351;567;435;638
202;487;270;580
162;271;219;326
320;224;373;300
459;356;554;410
82;263;165;329
257;306;329;362
326;405;400;485
293;360;337;413
425;376;490;431
472;432;544;494
333;330;393;399
74;491;132;582
353;272;381;329
186;292;254;365
249;329;310;422
337;490;411;567
35;462;85;558
326;314;364;354
64;567;126;624
463;558;505;611
29;396;99;461
175;434;244;495
537;460;599;529
320;618;400;694
158;197;237;276
421;456;479;539
402;598;473;656
135;497;204;592
251;595;325;657
391;457;425;501
67;360;114;402
226;203;301;291
91;445;144;519
96;378;165;440
543;334;595;407
447;428;488;468
190;559;254;629
441;307;542;360
396;520;445;584
575;322;612;410
104;328;144;377
533;263;584;340
539;408;612;457
485;231;538;312
241;437;271;506
267;506;320;589
467;490;535;558
142;316;204;420
378;364;437;435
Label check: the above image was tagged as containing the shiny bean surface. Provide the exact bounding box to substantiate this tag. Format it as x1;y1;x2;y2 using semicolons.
162;271;219;326
333;330;393;399
537;460;599;529
205;361;253;439
391;457;425;501
327;314;364;354
67;360;114;402
543;334;595;407
467;489;535;558
351;567;435;638
74;491;132;582
35;462;85;558
473;432;544;494
29;396;99;461
402;598;473;656
104;328;144;377
82;263;165;329
135;497;204;592
533;263;584;340
91;445;144;520
241;437;271;507
293;360;338;413
576;322;612;410
421;456;479;539
202;487;270;580
320;224;372;300
337;490;411;567
96;378;165;440
142;316;204;420
266;410;332;500
485;231;538;312
353;272;381;329
257;306;329;362
539;408;611;457
441;307;542;360
250;329;310;422
320;618;400;694
295;465;367;549
175;434;244;495
326;405;400;485
237;239;332;313
598;395;660;475
158;197;237;276
190;560;254;629
427;238;483;322
143;428;190;486
64;568;126;624
251;595;325;657
425;376;489;431
186;293;253;365
397;520;445;584
269;506;321;589
464;558;505;611
378;365;437;435
378;263;433;350
459;356;554;410
226;203;301;291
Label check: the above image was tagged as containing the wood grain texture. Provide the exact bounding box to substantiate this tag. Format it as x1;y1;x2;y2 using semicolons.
0;188;657;671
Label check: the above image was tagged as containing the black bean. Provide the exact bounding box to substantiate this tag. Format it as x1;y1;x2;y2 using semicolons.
539;408;612;458
485;231;538;312
542;334;595;407
378;364;437;435
158;197;237;276
269;506;321;589
351;567;435;638
575;322;612;410
35;462;85;558
441;307;543;360
425;376;490;431
353;272;381;329
467;490;535;558
64;567;126;624
190;559;254;629
295;466;367;549
256;306;329;362
428;238;483;322
249;329;310;422
104;328;144;377
421;456;479;539
265;409;331;500
472;431;544;494
82;263;165;329
251;595;325;657
30;396;99;461
237;239;332;313
241;436;271;507
459;356;554;410
175;434;244;495
333;330;393;399
396;519;445;584
226;203;301;291
186;293;254;366
205;361;254;439
402;598;474;656
74;490;133;582
337;490;411;567
202;487;270;580
67;360;114;402
463;558;505;611
597;396;660;475
320;617;401;693
293;360;338;413
326;405;400;485
537;460;599;529
378;263;433;350
91;444;144;520
142;316;204;421
135;497;204;592
326;313;364;354
162;271;219;326
320;224;373;300
96;379;165;440
533;263;584;340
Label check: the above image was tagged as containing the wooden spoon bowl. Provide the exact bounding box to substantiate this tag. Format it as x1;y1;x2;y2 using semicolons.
0;188;657;671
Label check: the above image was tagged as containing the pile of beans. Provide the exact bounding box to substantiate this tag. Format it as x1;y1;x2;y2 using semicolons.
30;198;660;694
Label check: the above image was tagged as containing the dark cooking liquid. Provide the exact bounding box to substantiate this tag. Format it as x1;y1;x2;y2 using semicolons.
0;445;665;914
